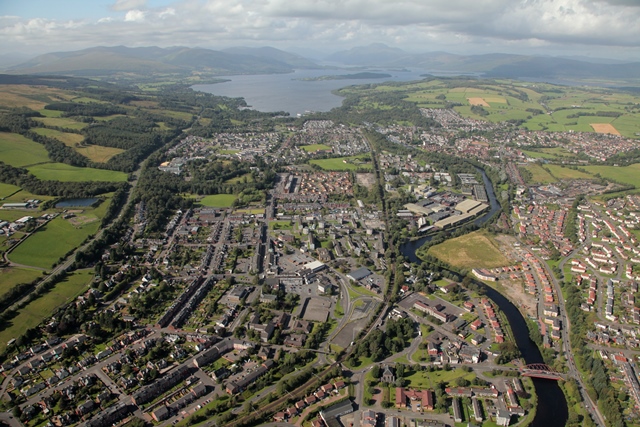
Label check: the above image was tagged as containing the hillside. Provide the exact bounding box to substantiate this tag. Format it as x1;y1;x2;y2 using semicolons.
8;45;321;77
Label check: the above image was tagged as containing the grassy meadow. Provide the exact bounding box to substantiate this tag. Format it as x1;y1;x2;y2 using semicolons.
310;155;372;171
9;216;101;269
0;132;51;167
27;163;128;182
0;269;93;353
0;267;43;297
199;194;237;207
427;230;510;269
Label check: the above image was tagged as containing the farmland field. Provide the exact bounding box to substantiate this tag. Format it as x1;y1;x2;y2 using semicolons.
0;269;93;353
76;145;125;163
468;97;490;107
544;165;593;180
32;128;85;146
339;79;640;138
427;230;510;269
0;268;42;297
0;132;51;167
582;164;640;188
9;216;101;269
0;85;73;110
0;182;21;199
524;164;557;184
309;155;372;171
199;194;237;207
27;163;128;182
591;123;621;135
33;116;88;130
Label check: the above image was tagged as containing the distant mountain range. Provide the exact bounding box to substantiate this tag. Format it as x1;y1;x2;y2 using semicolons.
5;43;640;82
326;43;640;80
5;45;319;76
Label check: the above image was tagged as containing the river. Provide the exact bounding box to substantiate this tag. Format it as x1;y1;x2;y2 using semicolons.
399;168;568;427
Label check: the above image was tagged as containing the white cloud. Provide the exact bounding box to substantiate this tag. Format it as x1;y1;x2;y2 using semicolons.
124;10;146;22
111;0;147;12
1;0;639;59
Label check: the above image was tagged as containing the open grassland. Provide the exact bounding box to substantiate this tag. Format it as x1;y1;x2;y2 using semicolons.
583;164;640;187
522;147;578;160
0;268;43;297
76;145;125;163
524;164;557;184
427;230;510;269
0;182;21;199
34;116;87;130
406;367;476;388
224;173;254;184
0;269;93;353
544;165;593;180
33;128;85;146
9;216;101;269
301;144;332;152
9;216;100;268
27;163;127;182
199;194;236;207
310;155;372;171
0;85;73;110
0;132;51;167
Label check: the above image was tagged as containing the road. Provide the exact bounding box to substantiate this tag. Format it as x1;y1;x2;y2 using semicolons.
533;249;606;427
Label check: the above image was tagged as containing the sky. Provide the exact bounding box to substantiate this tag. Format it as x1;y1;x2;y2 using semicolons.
1;0;640;61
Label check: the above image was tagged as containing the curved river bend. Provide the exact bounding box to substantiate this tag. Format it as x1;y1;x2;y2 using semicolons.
400;168;568;427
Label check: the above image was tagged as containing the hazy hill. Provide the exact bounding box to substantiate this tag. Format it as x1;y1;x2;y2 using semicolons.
222;46;318;68
325;43;409;65
325;43;640;80
8;45;320;76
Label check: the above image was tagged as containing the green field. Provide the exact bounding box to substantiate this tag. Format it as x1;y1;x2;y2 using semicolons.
310;155;372;171
199;194;237;207
33;116;88;130
544;165;593;180
406;367;476;388
9;216;101;269
0;267;42;297
27;163;128;182
224;173;254;184
301;144;332;152
0;182;21;199
427;230;510;269
339;79;640;138
524;164;557;184
583;164;640;187
0;269;93;353
76;145;125;163
0;132;51;167
32;128;85;146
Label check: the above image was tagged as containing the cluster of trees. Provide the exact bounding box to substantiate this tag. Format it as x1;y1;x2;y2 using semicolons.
562;282;625;427
564;196;584;244
346;317;415;366
44;102;127;117
566;111;622;119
